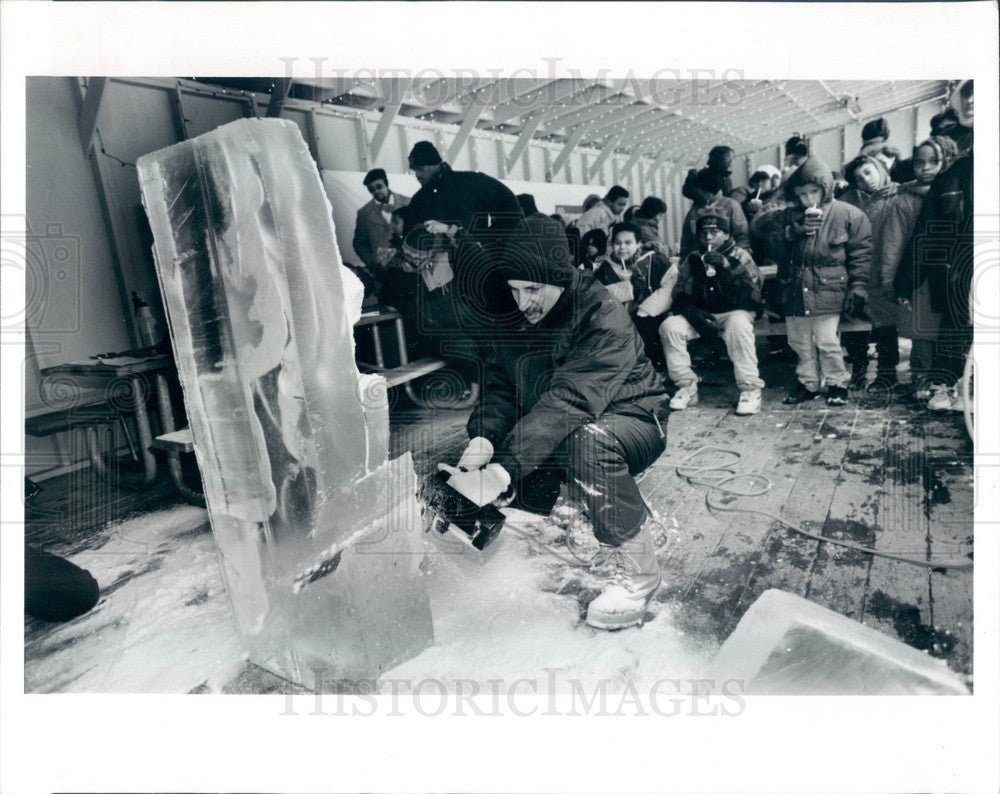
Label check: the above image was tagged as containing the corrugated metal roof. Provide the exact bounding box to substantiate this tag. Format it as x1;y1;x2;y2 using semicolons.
298;77;951;159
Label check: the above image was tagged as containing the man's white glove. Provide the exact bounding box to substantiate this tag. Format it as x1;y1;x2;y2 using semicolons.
438;463;511;508
456;436;494;471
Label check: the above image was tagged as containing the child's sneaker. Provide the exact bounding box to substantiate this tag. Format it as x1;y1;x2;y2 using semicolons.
782;383;821;405
927;385;953;411
736;389;762;415
826;385;850;406
669;382;698;410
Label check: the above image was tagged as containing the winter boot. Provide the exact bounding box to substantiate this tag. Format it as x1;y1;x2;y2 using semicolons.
585;522;661;630
782;382;821;405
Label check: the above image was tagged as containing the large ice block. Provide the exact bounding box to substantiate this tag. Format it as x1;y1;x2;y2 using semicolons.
708;590;969;695
137;119;432;687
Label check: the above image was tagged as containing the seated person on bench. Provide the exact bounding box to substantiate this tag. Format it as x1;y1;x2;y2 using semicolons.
438;216;667;630
661;213;765;416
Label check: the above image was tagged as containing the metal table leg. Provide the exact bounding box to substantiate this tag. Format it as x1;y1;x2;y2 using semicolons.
129;375;157;483
154;371;205;507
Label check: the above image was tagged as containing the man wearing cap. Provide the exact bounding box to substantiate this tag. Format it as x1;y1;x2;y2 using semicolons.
662;212;765;415
352;168;409;278
403;141;524;330
438;215;668;630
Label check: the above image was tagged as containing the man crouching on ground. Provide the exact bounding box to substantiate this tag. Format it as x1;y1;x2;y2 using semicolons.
439;216;668;630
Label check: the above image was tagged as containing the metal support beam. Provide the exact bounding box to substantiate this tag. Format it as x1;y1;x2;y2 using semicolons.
549;122;590;177
495;139;508;179
505;115;543;173
88;128;141;346
468;135;479;171
305;108;322;168
619;143;651;182
77;77;108;155
169;85;190;141
645;148;673;183
368;95;402;163
588;133;625;182
663;157;693;187
447;102;486;162
542;147;553;182
265;77;294;118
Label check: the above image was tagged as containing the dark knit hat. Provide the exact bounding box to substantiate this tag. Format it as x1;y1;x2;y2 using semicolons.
690;167;726;195
363;168;388;186
500;216;576;287
408;141;443;167
695;212;731;234
785;135;809;159
861;117;889;145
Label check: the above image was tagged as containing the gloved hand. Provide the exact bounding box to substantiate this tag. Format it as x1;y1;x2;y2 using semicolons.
802;206;824;235
424;220;458;238
456;436;494;471
842;286;867;319
702;251;726;270
686;308;722;338
438;463;511;508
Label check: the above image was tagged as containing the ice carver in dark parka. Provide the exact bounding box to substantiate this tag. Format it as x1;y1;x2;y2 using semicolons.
439;216;668;630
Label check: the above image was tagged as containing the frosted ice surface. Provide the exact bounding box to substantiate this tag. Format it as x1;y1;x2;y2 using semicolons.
708;589;969;695
137;119;432;686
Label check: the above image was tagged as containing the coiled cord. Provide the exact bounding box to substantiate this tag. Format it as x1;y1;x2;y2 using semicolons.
672;445;973;571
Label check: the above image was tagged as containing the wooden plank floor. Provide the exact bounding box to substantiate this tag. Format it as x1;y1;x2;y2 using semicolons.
23;347;975;689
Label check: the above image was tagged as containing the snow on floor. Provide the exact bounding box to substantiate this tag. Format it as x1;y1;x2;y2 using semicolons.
25;505;717;694
24;505;245;694
385;508;718;693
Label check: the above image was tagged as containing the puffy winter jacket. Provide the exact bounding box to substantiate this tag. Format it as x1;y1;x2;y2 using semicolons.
671;241;763;318
468;271;665;482
879;181;930;288
840;172;898;289
769;158;873;317
893;153;973;322
634;216;663;245
593;247;671;314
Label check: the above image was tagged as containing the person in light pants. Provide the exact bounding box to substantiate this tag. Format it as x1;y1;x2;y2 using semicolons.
663;213;765;415
783;314;850;395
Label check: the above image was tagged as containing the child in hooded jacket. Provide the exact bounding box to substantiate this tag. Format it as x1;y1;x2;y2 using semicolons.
767;157;873;407
881;136;959;396
841;154;899;390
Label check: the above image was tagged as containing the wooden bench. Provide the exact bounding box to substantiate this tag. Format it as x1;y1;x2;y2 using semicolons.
754;314;873;338
25;397;134;475
355;308;476;409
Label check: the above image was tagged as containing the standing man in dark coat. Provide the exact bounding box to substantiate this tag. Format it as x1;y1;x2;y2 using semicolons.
352;168;409;279
438;216;668;630
403;141;524;331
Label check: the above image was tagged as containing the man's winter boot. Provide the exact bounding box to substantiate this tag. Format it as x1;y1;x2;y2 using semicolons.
585;522;661;630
